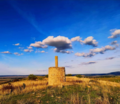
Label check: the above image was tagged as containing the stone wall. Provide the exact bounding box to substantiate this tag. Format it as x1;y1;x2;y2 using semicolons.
48;67;66;86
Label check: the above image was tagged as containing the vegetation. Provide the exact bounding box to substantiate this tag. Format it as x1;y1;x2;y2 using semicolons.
38;76;45;80
28;74;37;80
66;74;72;76
0;76;120;104
76;74;82;78
90;76;120;83
44;75;48;78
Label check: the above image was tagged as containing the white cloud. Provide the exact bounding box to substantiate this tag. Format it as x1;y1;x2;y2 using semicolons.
1;51;11;54
104;45;116;51
106;57;115;60
13;43;20;46
30;41;48;48
75;52;95;57
111;41;117;45
41;51;45;53
42;36;72;50
108;29;120;38
83;36;98;47
80;61;96;65
75;45;116;58
71;36;98;46
71;36;83;43
24;49;33;52
14;52;23;56
54;48;72;54
29;36;99;54
27;46;32;49
75;52;85;57
28;35;99;54
90;47;105;54
110;41;119;47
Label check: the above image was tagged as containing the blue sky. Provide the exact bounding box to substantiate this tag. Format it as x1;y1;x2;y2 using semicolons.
0;0;120;75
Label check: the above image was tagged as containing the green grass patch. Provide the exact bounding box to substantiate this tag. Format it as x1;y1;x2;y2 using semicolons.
0;84;120;104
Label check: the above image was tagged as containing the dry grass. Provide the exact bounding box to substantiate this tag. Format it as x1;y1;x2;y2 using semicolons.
0;76;120;104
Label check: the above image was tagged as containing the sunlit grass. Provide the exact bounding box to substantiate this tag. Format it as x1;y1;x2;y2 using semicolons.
0;76;120;104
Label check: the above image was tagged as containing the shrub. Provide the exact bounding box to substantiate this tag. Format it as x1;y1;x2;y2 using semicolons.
76;74;82;78
28;74;37;80
89;80;100;84
2;85;14;93
38;76;44;80
66;74;72;76
45;75;48;78
13;78;19;82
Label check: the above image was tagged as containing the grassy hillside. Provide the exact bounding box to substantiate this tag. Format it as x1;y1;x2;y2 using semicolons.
0;76;120;104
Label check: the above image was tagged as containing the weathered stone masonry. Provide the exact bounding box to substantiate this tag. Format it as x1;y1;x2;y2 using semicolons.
48;56;66;86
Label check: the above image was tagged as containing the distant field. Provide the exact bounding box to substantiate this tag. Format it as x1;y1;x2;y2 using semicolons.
0;77;26;85
90;76;120;83
0;79;12;84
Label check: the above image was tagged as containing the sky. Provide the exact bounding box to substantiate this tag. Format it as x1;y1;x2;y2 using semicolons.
0;0;120;75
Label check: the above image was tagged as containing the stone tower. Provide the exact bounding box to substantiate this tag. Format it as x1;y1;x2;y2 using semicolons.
48;56;66;86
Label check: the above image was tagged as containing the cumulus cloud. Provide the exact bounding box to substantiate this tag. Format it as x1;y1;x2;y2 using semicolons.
108;29;120;38
75;52;85;57
54;48;72;54
75;45;116;58
42;36;72;50
104;45;116;51
24;49;33;52
106;57;115;60
27;46;32;49
71;36;83;43
71;36;98;46
90;47;105;54
111;41;117;45
1;51;11;54
82;36;98;47
110;41;119;47
75;52;95;57
41;51;45;53
80;61;96;65
30;41;48;48
29;35;99;54
13;43;20;46
14;52;23;56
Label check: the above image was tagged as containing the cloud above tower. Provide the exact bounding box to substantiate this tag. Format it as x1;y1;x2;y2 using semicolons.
42;36;72;50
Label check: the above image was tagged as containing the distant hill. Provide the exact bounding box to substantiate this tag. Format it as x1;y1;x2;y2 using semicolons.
73;71;120;76
0;71;120;78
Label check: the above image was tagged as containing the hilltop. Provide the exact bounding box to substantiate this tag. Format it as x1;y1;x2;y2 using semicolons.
0;76;120;104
